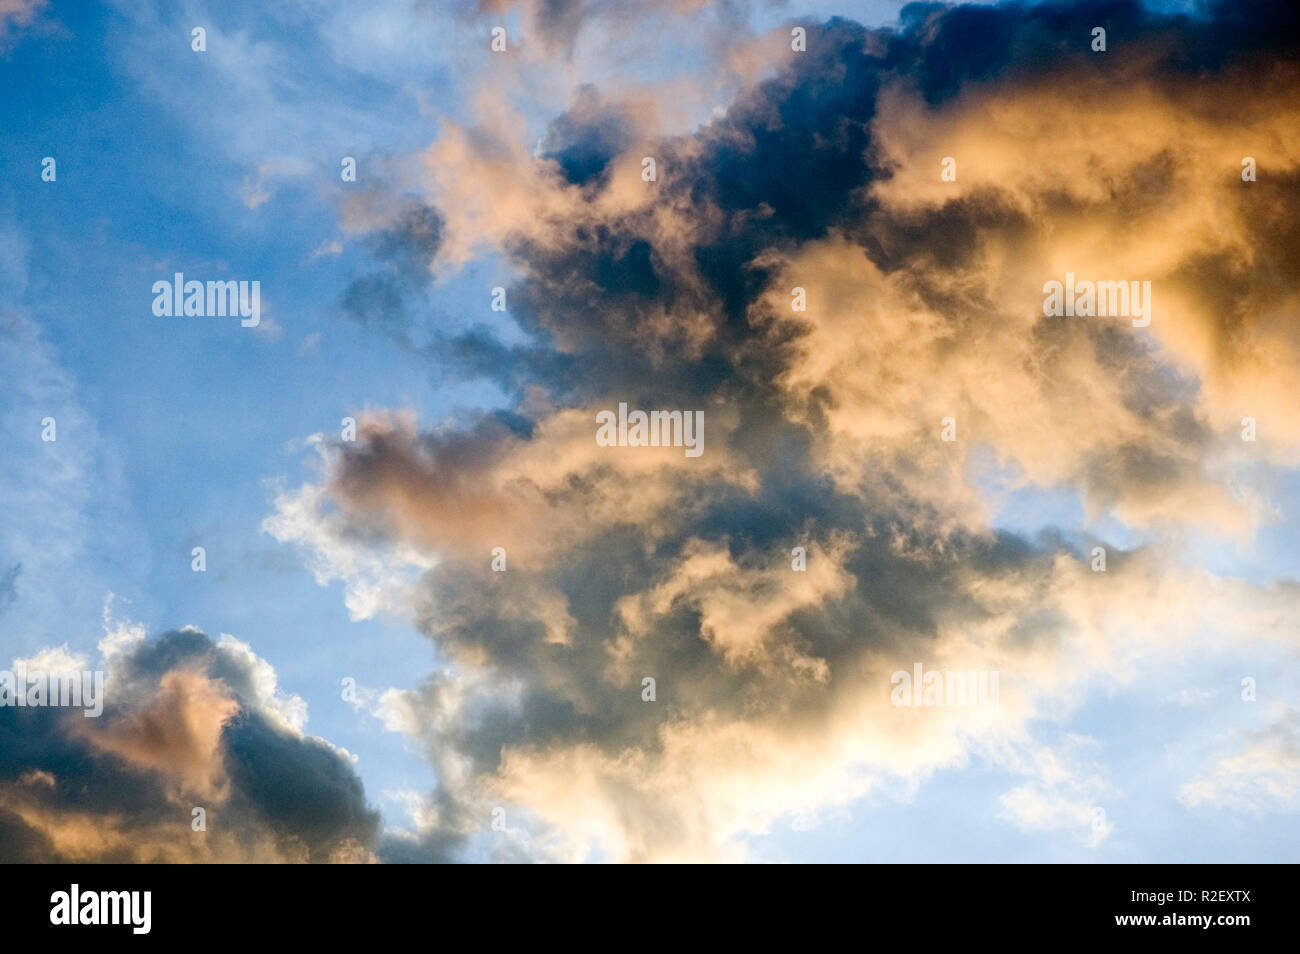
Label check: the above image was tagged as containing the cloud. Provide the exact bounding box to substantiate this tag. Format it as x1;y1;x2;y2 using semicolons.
1178;707;1300;814
538;84;638;185
0;0;45;47
997;738;1113;847
339;202;444;342
0;235;146;657
265;0;1300;860
263;432;438;622
77;669;240;803
0;625;380;862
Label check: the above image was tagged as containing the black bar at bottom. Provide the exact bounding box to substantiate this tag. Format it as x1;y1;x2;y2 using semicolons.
4;862;1283;941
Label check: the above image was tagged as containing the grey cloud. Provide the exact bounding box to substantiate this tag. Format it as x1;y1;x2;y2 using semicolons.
0;629;380;862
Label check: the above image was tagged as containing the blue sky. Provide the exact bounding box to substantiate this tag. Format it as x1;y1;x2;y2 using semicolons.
2;0;478;832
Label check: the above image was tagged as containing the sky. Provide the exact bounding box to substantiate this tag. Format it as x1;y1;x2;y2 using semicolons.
0;0;1297;863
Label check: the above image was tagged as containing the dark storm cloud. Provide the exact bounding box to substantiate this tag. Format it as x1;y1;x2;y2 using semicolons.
428;0;1300;482
285;0;1300;858
0;629;379;862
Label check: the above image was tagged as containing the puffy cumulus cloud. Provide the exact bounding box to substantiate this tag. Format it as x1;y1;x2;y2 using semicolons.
318;2;798;282
751;235;1250;533
414;88;693;273
271;0;1300;860
0;626;379;862
850;42;1300;529
76;670;240;804
264;426;439;622
322;406;753;566
612;536;855;679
